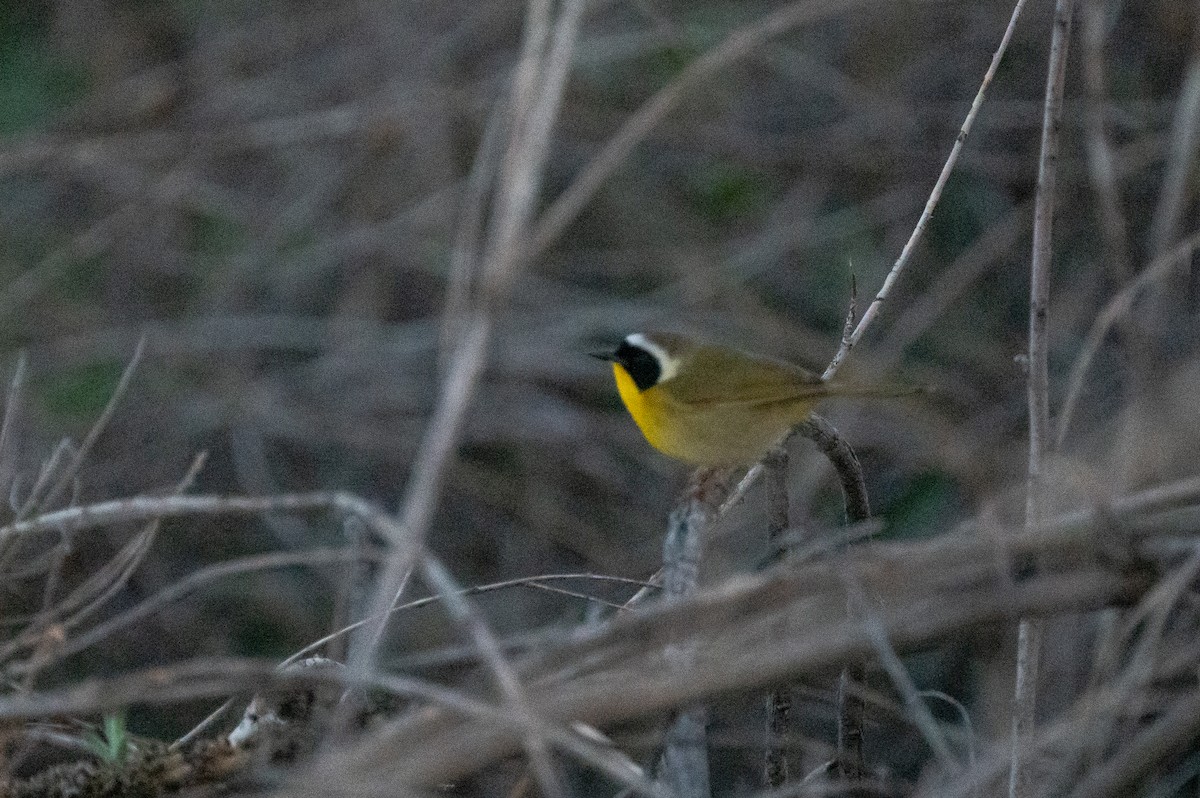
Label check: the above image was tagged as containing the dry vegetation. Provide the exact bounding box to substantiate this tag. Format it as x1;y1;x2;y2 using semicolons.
0;0;1198;795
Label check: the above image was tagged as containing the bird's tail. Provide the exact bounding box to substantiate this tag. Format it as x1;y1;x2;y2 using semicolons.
825;382;927;400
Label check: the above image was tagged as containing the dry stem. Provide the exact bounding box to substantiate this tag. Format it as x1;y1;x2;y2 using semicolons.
1011;2;1076;796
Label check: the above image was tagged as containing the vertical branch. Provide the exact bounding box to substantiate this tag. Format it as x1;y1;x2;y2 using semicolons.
836;667;866;787
657;469;727;798
796;415;870;791
763;445;792;789
1011;2;1076;797
348;0;586;685
0;352;27;503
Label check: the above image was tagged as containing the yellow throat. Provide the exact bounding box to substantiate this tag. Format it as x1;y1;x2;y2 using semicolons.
613;362;661;449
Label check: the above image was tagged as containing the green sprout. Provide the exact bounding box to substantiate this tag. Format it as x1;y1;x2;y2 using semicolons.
83;713;129;764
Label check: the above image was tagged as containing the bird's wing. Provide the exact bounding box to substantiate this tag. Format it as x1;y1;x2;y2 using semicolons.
662;344;828;406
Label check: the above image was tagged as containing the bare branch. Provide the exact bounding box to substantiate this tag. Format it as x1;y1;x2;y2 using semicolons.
420;554;565;798
763;446;792;789
19;336;147;521
0;352;28;498
1064;689;1200;798
0;490;394;547
657;470;727;798
1055;229;1200;448
350;0;585;678
1148;47;1200;258
823;0;1031;380
339;523;1157;789
1011;2;1076;796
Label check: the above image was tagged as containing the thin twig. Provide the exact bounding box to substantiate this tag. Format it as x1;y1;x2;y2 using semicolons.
172;569;642;749
1054;230;1200;447
795;414;869;790
0;658;281;720
10;440;72;522
719;464;765;516
1147;45;1200;258
0;352;28;499
0;656;577;748
45;454;206;636
0;489;393;546
299;573;651;667
1063;690;1200;798
1076;0;1153;490
420;554;565;796
1011;2;1076;797
34;548;379;674
1042;550;1200;797
763;446;792;789
19;336;147;520
0;439;74;574
838;275;858;354
823;0;1030;380
921;690;979;788
880;202;1028;361
344;678;671;798
841;569;959;774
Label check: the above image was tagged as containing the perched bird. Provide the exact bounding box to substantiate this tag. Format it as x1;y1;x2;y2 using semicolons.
594;332;909;466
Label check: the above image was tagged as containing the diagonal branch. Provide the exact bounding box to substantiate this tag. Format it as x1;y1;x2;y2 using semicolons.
823;0;1031;380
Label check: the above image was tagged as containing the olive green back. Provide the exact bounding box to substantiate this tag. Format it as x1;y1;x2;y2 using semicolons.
656;339;827;407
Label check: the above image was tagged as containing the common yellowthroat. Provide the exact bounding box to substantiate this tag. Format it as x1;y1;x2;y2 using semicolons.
595;332;909;465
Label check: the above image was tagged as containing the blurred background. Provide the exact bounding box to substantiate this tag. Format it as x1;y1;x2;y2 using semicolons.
0;0;1197;790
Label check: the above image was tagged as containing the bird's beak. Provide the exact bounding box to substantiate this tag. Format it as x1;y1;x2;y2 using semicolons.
589;350;617;362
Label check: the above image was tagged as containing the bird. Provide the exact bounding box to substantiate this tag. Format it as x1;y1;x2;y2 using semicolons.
593;332;910;466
